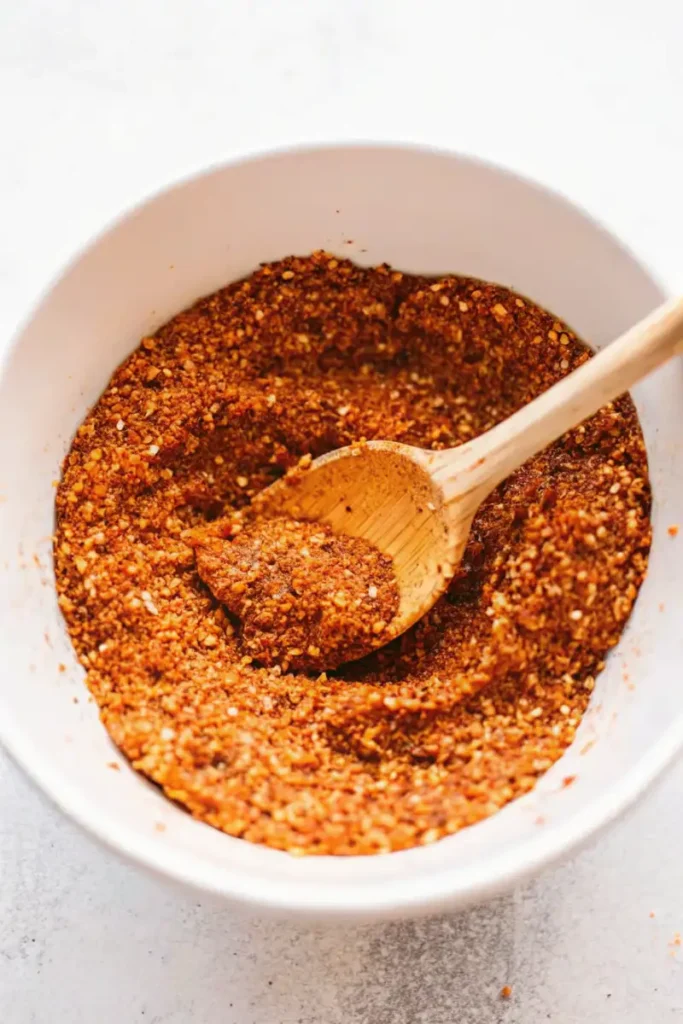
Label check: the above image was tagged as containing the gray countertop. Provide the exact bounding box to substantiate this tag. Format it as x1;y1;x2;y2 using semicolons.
2;1;683;1020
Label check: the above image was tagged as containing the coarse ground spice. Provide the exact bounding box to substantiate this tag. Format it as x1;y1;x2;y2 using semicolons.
54;251;651;856
192;514;400;671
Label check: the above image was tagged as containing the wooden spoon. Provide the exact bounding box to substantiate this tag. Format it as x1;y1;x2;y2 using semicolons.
261;295;683;652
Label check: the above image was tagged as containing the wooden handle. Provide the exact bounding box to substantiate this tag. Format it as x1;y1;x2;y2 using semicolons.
439;295;683;501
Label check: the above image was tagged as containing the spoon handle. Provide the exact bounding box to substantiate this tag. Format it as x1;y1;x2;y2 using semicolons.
438;295;683;502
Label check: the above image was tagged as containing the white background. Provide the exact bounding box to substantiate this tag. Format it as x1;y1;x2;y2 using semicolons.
1;2;683;1021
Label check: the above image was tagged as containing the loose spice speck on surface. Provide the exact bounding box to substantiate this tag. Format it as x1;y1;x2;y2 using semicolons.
54;251;651;856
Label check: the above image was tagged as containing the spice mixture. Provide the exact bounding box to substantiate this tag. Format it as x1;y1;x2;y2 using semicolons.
54;251;651;855
192;515;400;671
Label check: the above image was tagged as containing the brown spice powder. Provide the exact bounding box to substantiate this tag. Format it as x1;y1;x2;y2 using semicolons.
54;251;651;855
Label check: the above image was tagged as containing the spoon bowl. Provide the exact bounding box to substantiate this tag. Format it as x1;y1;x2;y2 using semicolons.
260;440;474;644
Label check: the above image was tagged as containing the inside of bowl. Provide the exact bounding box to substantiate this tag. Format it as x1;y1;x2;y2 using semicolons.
1;145;681;915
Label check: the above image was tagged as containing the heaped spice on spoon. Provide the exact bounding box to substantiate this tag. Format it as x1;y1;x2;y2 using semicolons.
54;252;651;855
192;514;400;671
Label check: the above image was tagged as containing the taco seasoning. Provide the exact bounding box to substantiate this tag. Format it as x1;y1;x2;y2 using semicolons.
54;252;651;855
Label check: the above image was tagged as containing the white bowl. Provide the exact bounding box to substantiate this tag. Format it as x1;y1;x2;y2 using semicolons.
1;144;682;921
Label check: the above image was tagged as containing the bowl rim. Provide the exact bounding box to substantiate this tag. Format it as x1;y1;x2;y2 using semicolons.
1;139;680;919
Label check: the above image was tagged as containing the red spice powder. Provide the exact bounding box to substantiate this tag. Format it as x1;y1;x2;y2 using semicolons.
54;252;651;855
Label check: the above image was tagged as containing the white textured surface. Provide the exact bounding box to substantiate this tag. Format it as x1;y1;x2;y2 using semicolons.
1;1;683;1020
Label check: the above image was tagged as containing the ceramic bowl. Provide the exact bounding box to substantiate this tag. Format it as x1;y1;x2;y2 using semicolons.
1;144;681;920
